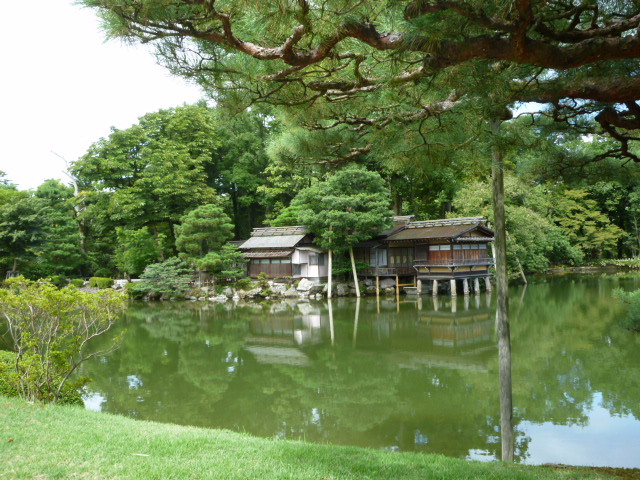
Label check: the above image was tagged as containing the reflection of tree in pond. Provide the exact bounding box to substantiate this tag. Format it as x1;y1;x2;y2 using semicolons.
510;280;600;426
81;302;248;426
177;314;251;404
280;348;401;430
583;317;640;420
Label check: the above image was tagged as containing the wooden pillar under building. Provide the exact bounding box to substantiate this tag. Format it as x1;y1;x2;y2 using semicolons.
395;275;400;297
463;278;470;295
485;277;493;292
432;280;439;296
417;279;422;294
474;278;481;294
450;279;457;296
376;275;380;297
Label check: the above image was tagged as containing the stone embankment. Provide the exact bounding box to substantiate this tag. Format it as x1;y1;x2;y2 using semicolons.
185;278;402;302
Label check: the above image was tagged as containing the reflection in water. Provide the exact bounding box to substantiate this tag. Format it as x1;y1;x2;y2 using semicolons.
79;274;640;468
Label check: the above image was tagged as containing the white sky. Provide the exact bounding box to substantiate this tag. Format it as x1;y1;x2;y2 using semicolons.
0;0;204;190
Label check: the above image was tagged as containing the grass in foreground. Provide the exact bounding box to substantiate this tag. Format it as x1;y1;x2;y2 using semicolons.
0;396;618;480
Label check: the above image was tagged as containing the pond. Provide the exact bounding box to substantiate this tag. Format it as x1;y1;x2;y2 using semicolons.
79;273;640;467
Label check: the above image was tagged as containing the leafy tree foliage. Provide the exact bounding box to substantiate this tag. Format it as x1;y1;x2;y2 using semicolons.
0;195;46;272
0;277;125;403
175;203;234;270
453;175;626;276
114;227;164;278
286;165;393;295
71;104;219;247
289;165;393;252
197;243;247;284
31;180;87;277
132;257;194;299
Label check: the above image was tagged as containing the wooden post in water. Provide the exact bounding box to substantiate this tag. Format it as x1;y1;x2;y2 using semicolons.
417;279;422;294
328;299;335;347
376;275;380;297
484;277;492;292
395;275;400;297
352;297;360;348
432;280;438;296
463;278;470;295
474;278;481;294
450;279;457;296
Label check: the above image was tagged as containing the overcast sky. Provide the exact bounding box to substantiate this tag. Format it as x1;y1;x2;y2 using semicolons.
0;0;204;190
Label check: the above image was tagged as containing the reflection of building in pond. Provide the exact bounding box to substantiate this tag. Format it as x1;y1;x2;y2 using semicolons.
242;300;495;372
420;310;494;349
244;303;325;366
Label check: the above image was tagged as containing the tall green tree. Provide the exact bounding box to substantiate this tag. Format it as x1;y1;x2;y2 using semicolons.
0;195;45;274
71;104;220;258
174;203;235;283
288;165;393;297
114;227;164;278
31;180;87;278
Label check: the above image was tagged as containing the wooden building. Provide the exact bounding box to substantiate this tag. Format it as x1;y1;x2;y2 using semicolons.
355;217;494;295
239;226;328;281
240;217;494;294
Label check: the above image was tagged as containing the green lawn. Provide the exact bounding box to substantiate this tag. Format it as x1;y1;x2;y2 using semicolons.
0;396;616;480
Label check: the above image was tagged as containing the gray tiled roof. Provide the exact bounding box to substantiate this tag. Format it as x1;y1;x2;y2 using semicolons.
251;226;307;237
240;234;306;249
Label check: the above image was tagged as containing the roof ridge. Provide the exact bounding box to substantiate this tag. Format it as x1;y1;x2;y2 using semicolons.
251;225;308;237
406;217;487;228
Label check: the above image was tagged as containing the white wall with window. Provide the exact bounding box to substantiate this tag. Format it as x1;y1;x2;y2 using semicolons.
291;248;328;281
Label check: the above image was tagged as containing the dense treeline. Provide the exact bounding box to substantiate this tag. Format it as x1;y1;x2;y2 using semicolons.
1;102;640;281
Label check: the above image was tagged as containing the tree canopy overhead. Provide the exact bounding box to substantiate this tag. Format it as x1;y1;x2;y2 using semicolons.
84;0;640;163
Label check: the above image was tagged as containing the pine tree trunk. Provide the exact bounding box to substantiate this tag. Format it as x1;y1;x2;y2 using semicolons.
349;247;361;297
491;117;514;463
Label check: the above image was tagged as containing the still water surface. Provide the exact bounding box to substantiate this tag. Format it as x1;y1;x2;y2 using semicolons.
81;274;640;467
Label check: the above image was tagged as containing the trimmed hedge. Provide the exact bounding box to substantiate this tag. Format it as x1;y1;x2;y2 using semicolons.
89;277;114;289
69;278;86;288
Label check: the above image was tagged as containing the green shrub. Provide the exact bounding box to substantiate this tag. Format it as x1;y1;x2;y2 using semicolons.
234;277;254;290
134;257;193;299
0;350;19;398
89;277;114;289
613;288;640;331
69;279;85;288
0;277;126;404
124;281;146;299
0;350;83;404
93;268;113;278
46;275;68;288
